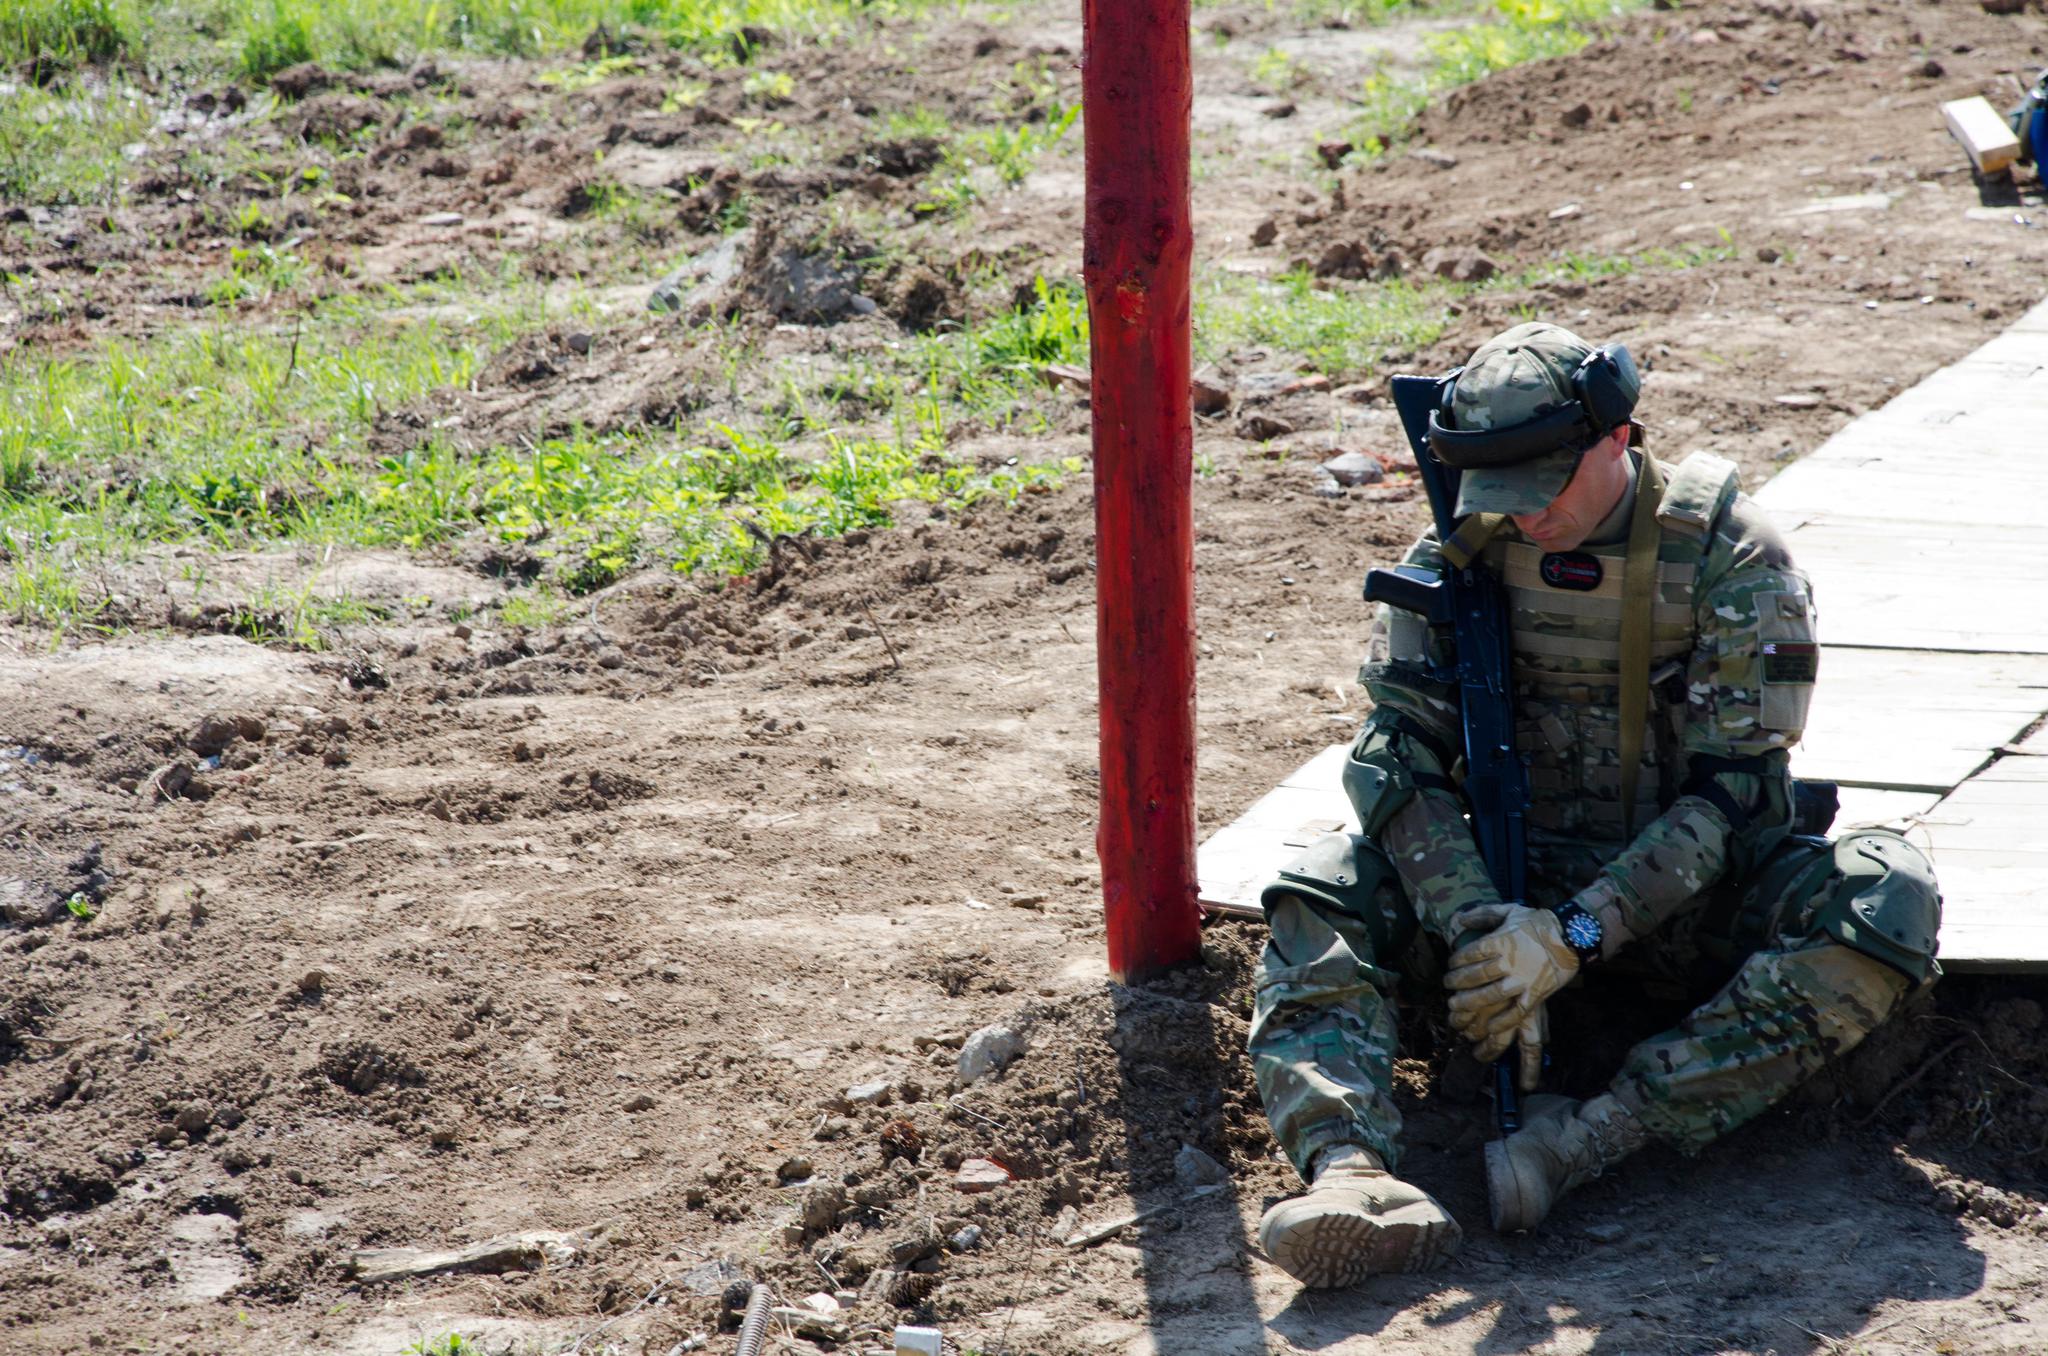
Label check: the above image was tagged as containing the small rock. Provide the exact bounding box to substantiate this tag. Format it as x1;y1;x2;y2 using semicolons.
778;1155;815;1182
1408;146;1458;169
565;332;592;355
1548;203;1582;220
1918;58;1944;77
1313;241;1371;280
1585;1221;1627;1244
186;715;241;757
1249;217;1279;248
801;1291;841;1315
297;968;328;994
1173;1143;1228;1189
680;1259;746;1296
424;797;453;822
1321;451;1384;487
1310;472;1346;500
622;1093;658;1112
814;1117;855;1141
1561;102;1593;128
1191;372;1232;415
418;211;464;227
1038;363;1091;393
800;1184;847;1231
173;1103;212;1137
956;1023;1027;1084
1316;140;1352;168
1422;246;1498;283
1051;1204;1081;1243
1236;412;1296;442
847;1079;894;1106
1756;245;1783;263
953;1158;1012;1193
949;1223;983;1251
1262;101;1296;119
770;1306;848;1343
1772;393;1822;407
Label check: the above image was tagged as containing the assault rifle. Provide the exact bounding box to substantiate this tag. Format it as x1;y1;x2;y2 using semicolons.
1359;373;1530;1136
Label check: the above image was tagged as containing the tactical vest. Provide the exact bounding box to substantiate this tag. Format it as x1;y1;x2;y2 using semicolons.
1477;452;1740;847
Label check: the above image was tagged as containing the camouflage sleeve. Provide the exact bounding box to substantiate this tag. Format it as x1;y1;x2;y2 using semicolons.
1586;553;1812;945
1357;533;1504;942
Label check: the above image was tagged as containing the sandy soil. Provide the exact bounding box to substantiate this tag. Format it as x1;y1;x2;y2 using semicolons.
5;0;2048;1352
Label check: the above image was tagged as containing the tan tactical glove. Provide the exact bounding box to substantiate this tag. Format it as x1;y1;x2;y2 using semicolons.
1445;903;1579;1090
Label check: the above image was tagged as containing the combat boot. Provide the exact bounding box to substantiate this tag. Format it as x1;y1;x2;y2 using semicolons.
1257;1146;1461;1287
1484;1092;1648;1234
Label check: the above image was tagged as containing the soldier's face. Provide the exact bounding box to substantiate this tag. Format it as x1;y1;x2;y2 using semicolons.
1510;428;1632;552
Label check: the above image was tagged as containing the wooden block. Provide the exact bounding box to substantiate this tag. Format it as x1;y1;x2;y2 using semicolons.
1942;96;2022;176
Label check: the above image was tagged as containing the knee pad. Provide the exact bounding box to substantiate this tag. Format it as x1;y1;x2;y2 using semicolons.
1805;830;1942;987
1261;831;1411;963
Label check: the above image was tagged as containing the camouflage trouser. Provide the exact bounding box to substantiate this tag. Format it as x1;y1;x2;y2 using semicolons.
1248;838;1921;1179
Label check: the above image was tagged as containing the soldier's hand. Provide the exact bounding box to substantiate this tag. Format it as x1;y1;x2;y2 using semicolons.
1474;1006;1547;1092
1443;904;1578;1050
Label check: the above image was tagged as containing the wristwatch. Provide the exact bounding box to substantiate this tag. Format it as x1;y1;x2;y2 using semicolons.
1550;898;1604;965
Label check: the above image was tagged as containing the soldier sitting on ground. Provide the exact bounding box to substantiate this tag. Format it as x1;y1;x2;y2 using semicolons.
1247;321;1943;1287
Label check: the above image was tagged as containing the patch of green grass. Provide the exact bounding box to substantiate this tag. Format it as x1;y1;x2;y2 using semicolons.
0;0;128;72
215;0;945;80
0;74;152;206
1346;0;1639;155
1196;237;1735;376
238;0;315;78
536;52;642;89
741;67;794;103
1197;267;1447;374
402;1336;482;1356
357;423;1072;589
914;102;1076;218
973;276;1089;372
0;270;1094;627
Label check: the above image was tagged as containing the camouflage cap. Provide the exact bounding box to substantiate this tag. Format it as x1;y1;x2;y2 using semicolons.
1450;321;1597;517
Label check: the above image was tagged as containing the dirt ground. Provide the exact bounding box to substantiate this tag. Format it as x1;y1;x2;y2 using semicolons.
6;0;2048;1352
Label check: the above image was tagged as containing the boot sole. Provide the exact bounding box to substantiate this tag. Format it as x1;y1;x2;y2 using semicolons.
1260;1201;1460;1289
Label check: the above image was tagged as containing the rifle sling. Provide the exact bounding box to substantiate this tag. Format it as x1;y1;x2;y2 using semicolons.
1618;453;1666;840
1442;512;1507;570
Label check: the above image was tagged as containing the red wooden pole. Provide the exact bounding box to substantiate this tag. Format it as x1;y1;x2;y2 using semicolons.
1083;0;1200;982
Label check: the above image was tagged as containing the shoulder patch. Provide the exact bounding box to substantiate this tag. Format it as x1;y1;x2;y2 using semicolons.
1655;452;1741;541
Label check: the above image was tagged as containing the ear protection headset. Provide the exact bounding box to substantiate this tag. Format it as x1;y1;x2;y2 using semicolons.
1427;342;1642;468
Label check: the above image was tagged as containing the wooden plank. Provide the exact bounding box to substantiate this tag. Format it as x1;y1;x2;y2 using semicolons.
1833;787;1940;830
1774;521;2048;653
1198;748;1355;918
1794;647;2048;790
1942;96;2022;175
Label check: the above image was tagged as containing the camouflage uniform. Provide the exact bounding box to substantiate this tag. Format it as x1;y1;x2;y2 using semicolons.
1250;328;1940;1182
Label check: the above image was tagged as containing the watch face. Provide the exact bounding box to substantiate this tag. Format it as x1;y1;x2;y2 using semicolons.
1564;912;1603;952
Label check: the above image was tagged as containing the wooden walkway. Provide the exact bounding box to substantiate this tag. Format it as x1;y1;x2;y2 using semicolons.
1199;296;2048;971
